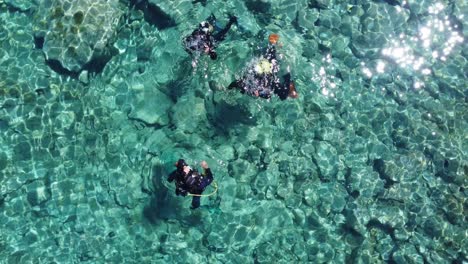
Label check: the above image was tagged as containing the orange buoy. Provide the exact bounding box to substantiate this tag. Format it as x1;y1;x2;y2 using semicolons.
269;33;280;45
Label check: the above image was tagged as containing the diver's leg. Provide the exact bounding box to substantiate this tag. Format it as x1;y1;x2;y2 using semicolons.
191;196;201;209
283;73;291;86
274;73;294;100
213;16;237;41
274;75;290;100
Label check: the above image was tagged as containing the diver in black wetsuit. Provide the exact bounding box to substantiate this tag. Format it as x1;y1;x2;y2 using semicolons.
228;34;298;100
183;14;237;60
167;159;214;209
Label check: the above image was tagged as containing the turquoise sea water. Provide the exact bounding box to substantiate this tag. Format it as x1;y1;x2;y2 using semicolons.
0;0;466;263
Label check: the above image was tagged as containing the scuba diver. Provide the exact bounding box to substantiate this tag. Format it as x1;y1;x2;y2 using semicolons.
167;159;214;209
183;14;238;61
228;34;298;100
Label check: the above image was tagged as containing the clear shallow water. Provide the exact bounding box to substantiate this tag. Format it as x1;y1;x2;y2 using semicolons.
0;0;466;263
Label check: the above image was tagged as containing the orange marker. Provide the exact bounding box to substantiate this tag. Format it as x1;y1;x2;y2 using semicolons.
269;33;280;45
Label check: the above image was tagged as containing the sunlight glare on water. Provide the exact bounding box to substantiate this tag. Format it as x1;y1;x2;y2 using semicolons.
375;2;464;86
311;54;341;99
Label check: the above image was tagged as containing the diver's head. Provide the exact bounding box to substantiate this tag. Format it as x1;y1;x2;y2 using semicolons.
175;159;188;169
209;50;218;60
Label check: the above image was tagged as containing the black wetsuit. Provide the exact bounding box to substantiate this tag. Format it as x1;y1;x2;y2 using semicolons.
228;45;292;100
168;167;213;209
167;167;188;196
184;15;237;60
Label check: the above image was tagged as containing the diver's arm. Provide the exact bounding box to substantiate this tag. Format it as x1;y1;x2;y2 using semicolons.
274;73;297;100
200;161;213;186
167;170;177;182
204;168;213;183
213;15;237;41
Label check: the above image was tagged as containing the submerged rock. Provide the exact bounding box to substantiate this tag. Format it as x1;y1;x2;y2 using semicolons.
128;83;172;126
129;89;172;126
5;0;37;11
315;141;339;180
170;95;208;133
40;0;124;72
